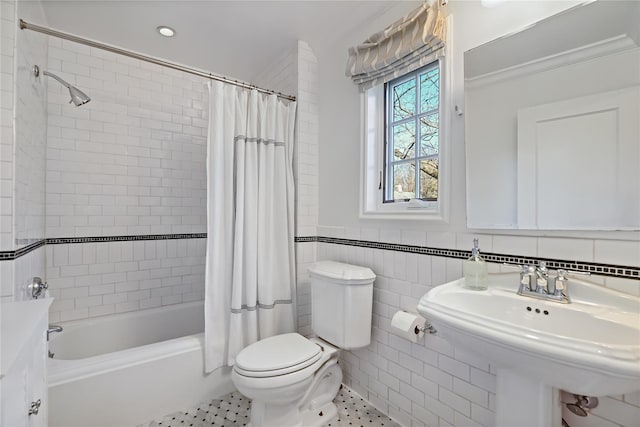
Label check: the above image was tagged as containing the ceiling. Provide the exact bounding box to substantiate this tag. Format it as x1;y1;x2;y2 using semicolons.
36;0;408;85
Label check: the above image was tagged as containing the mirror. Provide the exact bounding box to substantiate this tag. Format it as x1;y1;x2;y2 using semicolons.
464;1;640;230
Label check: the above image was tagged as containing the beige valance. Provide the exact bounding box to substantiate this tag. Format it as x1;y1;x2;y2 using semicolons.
346;3;447;91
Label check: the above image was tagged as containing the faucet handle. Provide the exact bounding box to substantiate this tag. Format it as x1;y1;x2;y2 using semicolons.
549;270;568;296
28;277;48;299
538;261;548;273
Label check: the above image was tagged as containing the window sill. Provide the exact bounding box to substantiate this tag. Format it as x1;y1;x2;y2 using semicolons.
359;208;449;223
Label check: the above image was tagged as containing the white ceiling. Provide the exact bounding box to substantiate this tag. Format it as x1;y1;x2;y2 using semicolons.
36;0;407;85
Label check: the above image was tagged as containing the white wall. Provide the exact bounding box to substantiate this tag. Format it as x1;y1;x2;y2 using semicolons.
310;1;640;427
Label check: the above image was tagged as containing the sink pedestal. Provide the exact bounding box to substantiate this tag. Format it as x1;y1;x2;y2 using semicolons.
496;369;562;427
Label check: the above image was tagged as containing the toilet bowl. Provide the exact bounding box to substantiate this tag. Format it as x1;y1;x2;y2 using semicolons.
231;261;376;427
232;333;342;427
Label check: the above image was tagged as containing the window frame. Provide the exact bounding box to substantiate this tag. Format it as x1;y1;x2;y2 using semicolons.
384;62;440;204
359;16;452;222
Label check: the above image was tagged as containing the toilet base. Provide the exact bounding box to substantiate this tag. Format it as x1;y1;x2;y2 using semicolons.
241;357;342;427
301;401;338;427
246;402;337;427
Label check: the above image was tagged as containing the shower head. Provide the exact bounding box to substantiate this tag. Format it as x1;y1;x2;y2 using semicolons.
42;69;91;106
67;85;91;106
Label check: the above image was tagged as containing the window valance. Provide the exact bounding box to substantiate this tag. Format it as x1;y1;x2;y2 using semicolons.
346;2;447;91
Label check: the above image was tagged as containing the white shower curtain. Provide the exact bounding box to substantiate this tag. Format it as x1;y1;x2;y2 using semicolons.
204;80;297;372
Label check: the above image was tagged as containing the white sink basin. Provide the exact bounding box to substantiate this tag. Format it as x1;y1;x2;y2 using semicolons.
417;273;640;396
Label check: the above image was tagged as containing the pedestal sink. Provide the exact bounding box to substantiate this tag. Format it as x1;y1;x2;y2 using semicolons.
417;273;640;427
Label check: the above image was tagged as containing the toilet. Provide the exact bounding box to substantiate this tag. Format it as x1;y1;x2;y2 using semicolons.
231;260;376;427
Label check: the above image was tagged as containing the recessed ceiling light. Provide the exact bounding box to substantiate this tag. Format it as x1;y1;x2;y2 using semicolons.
156;26;175;37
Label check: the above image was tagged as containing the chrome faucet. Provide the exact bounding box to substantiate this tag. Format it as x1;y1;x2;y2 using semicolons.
534;261;549;293
47;325;63;341
513;262;589;304
47;325;63;358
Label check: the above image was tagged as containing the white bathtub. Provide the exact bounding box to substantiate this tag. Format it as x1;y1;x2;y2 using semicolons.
48;301;234;427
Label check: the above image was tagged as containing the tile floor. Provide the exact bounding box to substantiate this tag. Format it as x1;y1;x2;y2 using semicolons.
139;386;400;427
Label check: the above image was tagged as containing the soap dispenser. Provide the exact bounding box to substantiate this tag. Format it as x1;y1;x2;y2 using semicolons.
463;238;488;290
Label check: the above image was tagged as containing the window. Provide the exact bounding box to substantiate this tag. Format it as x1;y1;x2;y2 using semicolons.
360;52;450;222
385;63;440;203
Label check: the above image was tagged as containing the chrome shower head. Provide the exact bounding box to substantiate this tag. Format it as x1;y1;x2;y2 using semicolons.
67;85;91;106
41;69;91;106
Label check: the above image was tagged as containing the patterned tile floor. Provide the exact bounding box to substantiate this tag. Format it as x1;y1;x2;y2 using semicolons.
139;386;400;427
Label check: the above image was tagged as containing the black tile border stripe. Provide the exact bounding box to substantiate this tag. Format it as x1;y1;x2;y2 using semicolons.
46;233;207;245
0;233;207;261
295;236;640;281
0;239;47;261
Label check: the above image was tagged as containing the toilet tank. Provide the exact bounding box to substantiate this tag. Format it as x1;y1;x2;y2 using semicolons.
308;261;376;349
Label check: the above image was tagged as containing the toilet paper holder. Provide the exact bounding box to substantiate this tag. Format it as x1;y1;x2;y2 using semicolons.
391;311;438;343
416;322;437;335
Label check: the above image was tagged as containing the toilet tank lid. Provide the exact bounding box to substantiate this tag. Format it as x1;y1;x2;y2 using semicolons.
308;261;376;284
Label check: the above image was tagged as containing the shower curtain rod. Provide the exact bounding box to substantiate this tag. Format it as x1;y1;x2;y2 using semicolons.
19;19;297;102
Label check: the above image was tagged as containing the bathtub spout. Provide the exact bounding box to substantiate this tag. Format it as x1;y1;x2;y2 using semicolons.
47;325;63;341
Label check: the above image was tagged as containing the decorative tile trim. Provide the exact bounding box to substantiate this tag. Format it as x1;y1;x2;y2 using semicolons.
0;233;207;261
299;236;640;281
0;239;46;261
46;233;207;245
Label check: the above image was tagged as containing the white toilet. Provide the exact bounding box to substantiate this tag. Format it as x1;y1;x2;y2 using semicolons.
231;260;376;427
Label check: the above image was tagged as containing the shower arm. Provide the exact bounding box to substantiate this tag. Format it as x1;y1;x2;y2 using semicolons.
42;70;72;89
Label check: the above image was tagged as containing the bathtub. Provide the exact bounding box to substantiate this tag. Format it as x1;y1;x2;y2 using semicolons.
48;301;234;427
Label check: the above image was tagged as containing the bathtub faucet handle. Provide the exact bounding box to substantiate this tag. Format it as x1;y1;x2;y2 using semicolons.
29;277;48;299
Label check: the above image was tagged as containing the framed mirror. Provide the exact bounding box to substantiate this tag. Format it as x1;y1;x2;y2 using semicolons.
464;0;640;230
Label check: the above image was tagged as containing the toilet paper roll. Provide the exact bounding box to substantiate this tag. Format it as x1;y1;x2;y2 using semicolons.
390;311;426;343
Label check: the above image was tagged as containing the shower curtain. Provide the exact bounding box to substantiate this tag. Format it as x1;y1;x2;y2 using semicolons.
204;80;297;372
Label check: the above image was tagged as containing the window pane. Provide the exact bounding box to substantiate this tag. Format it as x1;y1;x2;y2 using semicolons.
393;122;416;160
393;162;416;199
419;159;438;200
420;113;438;156
392;79;416;121
420;68;439;113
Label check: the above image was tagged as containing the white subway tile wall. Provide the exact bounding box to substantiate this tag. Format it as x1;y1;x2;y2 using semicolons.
0;0;48;301
12;10;48;296
294;41;319;336
0;0;17;302
14;246;45;300
46;238;206;322
311;227;640;427
0;0;16;252
44;36;209;318
15;24;47;249
46;37;208;238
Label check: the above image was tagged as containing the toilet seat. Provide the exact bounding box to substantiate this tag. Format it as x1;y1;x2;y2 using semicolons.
234;333;323;378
